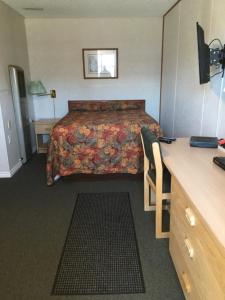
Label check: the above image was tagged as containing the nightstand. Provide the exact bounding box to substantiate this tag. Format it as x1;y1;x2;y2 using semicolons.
34;119;59;153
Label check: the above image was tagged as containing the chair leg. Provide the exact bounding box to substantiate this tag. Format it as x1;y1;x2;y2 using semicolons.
155;194;169;239
144;176;155;211
144;173;150;211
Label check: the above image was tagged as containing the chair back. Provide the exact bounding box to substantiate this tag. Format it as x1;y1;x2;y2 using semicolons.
141;127;162;169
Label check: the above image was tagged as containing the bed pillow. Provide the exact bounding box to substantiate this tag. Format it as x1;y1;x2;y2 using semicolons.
68;100;145;112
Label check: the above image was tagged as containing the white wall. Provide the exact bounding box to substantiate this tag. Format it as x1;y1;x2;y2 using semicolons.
25;17;162;121
0;103;9;175
160;0;225;138
0;0;33;177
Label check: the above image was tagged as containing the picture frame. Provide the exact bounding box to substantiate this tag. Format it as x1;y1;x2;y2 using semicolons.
82;48;118;79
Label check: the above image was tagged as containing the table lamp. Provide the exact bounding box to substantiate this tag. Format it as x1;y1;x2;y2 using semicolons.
28;81;56;118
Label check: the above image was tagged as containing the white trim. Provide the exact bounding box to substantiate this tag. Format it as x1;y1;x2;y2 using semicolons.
0;160;23;178
0;171;11;178
10;160;22;176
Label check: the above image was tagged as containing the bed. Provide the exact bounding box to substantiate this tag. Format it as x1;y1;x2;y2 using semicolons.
46;100;162;185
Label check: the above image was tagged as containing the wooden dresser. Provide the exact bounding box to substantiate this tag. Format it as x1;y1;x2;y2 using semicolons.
161;138;225;299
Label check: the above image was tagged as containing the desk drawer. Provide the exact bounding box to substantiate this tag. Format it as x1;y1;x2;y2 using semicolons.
170;231;200;299
171;209;224;299
171;178;225;299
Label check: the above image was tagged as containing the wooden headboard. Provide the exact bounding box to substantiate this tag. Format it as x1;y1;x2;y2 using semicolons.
68;100;145;112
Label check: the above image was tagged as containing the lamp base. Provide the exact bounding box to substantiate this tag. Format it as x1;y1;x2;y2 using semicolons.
50;90;56;98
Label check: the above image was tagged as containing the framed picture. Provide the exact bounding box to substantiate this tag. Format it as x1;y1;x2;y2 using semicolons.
82;48;118;79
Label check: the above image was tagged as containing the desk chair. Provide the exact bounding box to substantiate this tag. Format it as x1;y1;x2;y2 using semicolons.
140;127;171;239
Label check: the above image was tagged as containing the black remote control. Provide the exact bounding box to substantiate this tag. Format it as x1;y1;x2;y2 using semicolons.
160;137;176;141
159;137;174;144
159;138;172;144
213;157;225;170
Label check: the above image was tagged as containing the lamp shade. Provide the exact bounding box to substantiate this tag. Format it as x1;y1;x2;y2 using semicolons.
28;81;47;95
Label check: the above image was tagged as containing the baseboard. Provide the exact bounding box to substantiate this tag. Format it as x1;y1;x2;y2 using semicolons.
10;160;22;176
0;171;11;178
0;160;23;178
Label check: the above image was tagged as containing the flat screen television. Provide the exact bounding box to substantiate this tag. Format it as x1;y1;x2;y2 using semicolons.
196;22;210;84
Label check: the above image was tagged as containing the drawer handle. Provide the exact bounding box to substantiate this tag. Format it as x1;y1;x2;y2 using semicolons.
185;208;196;226
184;238;194;258
181;272;191;294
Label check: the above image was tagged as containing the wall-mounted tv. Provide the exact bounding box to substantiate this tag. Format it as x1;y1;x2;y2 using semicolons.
196;22;210;84
196;22;225;84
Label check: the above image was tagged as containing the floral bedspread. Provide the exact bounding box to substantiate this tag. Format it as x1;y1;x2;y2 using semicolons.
46;109;162;185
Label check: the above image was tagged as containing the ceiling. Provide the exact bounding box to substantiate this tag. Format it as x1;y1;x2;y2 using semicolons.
2;0;178;18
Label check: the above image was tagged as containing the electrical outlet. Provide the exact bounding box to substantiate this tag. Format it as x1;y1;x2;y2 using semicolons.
8;135;11;144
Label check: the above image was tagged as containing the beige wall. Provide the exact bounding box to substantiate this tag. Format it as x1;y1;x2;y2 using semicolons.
25;17;162;121
161;0;225;138
0;0;33;176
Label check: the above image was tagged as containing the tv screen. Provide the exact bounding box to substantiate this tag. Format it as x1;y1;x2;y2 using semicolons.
196;22;210;84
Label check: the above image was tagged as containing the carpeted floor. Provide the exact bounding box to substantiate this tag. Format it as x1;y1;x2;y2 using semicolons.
0;154;184;300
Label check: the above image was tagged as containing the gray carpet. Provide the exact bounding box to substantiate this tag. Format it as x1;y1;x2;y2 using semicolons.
0;154;184;300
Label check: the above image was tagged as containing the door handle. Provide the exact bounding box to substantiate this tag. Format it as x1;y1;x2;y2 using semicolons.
185;208;196;226
184;238;194;258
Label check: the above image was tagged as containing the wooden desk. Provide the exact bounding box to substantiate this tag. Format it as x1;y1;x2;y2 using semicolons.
161;138;225;299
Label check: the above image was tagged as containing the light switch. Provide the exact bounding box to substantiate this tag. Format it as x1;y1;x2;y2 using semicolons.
7;121;12;129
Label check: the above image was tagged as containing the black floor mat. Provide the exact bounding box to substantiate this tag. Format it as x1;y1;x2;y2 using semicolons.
52;192;145;295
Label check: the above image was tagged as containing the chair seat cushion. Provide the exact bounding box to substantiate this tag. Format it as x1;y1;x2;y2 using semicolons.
148;167;171;193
